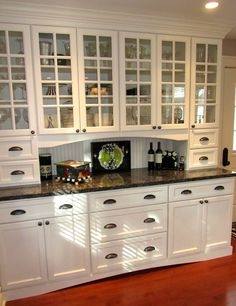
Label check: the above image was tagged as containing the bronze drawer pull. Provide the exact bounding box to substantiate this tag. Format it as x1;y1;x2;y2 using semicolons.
59;204;73;209
200;137;209;142
103;199;116;205
10;209;26;216
105;253;118;259
144;194;156;200
11;170;25;176
8;146;23;152
144;217;155;223
199;156;208;161
104;223;117;229
214;185;224;191
144;246;156;252
181;189;192;195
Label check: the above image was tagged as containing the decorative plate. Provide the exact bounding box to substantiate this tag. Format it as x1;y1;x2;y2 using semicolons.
98;143;124;170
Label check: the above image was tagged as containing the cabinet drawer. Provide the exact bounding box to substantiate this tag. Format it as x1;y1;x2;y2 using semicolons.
89;186;168;212
189;149;218;169
0;160;40;187
169;178;234;202
190;129;218;149
90;204;167;243
0;137;38;161
91;233;167;273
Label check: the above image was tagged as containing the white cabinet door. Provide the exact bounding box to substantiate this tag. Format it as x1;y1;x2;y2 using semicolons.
44;215;90;281
205;195;233;251
168;199;204;258
78;29;119;133
190;38;222;129
32;26;79;134
157;35;190;129
0;220;47;290
119;32;156;131
0;24;36;136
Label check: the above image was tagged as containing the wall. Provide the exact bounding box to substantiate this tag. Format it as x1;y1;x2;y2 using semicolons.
222;39;236;57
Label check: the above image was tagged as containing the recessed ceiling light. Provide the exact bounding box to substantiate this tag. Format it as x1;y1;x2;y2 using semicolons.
205;1;219;9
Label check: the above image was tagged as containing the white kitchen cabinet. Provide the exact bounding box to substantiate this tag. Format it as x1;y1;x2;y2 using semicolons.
0;24;36;136
78;29;119;133
119;32;156;131
157;35;190;129
190;38;222;129
0;219;47;290
168;199;204;258
32;26;79;134
44;215;90;281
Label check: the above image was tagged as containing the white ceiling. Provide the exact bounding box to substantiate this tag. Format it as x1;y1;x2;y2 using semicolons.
3;0;236;38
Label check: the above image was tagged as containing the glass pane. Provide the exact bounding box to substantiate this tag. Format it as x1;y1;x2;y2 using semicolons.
58;68;71;81
175;63;185;82
12;67;26;80
174;85;185;103
85;69;97;81
43;97;57;105
207;86;216;100
42;83;56;96
101;106;113;126
126;84;137;96
57;58;70;66
41;67;55;81
196;73;205;83
195;85;205;100
162;97;172;104
196;65;205;72
99;37;112;58
126;97;137;104
207;65;217;83
13;83;27;101
100;69;112;81
59;83;72;96
162;84;172;97
40;58;54;66
162;62;172;71
60;107;74;128
139;39;151;59
85;59;97;67
125;38;137;59
162;70;172;82
86;107;99;127
0;57;7;65
126;70;137;82
196;44;206;62
84;36;96;57
59;98;73;105
0;108;12;129
86;97;98;104
162;105;172;124
174;105;184;124
162;41;173;60
140;97;151;104
0;83;10;101
175;42;185;61
140;84;151;96
126;106;138;125
9;32;24;54
100;60;112;68
140;105;151;125
140;62;151;70
206;105;215;123
85;83;98;96
140;70;151;82
0;67;8;80
101;97;113;104
208;45;217;63
100;84;112;96
39;33;53;56
15;108;29;129
0;31;6;54
126;61;137;69
195;105;204;124
56;34;70;56
44;107;58;128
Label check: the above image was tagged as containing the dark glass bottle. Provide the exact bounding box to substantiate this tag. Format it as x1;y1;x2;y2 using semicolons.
39;154;52;180
155;142;162;170
148;142;155;170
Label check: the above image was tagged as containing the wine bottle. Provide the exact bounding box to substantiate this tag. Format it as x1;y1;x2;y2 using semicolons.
148;142;155;170
155;142;162;170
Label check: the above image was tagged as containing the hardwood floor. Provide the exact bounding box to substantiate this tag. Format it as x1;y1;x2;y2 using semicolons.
7;239;236;306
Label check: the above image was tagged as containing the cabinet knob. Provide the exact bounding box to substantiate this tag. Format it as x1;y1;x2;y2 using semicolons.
152;126;156;130
199;200;204;204
103;199;116;205
214;185;224;191
45;220;50;225
38;221;43;226
31;130;35;135
157;126;162;130
82;128;86;133
76;129;80;133
144;246;156;252
181;189;192;195
105;253;118;259
204;200;209;203
191;125;195;128
144;217;155;223
144;194;156;200
104;223;117;229
10;209;26;216
11;170;25;176
200;137;209;142
59;204;73;209
8;146;23;152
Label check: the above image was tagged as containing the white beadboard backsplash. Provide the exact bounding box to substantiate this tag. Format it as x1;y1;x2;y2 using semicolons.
39;137;185;174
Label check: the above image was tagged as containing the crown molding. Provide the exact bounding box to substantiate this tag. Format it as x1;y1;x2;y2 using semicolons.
0;0;233;38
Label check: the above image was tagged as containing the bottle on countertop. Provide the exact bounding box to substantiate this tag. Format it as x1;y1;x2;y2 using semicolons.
148;142;155;171
179;156;185;171
155;141;162;170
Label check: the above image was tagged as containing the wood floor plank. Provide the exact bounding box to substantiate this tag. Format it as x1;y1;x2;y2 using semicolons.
7;239;236;306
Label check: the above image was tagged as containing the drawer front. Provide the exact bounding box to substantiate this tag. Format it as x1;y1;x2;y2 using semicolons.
190;129;218;149
0;137;38;161
91;233;167;273
169;178;234;202
90;204;167;243
89;186;168;212
189;149;218;169
0;160;40;187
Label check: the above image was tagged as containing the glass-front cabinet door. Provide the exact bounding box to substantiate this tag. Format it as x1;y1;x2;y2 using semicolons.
32;26;79;134
157;35;190;129
78;30;119;132
191;38;221;129
0;24;36;136
119;32;156;131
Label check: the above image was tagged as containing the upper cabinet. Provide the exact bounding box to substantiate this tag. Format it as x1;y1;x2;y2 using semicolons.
190;38;221;129
78;30;119;133
119;32;156;131
32;26;79;134
0;24;36;136
157;35;190;129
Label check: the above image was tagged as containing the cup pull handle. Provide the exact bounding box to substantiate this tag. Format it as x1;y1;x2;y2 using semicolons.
8;146;23;152
104;223;117;229
181;189;192;195
103;199;116;205
105;253;118;259
10;209;26;216
199;156;208;161
144;217;155;223
144;194;156;200
200;137;209;142
11;170;25;176
59;204;73;209
214;185;225;191
144;246;156;252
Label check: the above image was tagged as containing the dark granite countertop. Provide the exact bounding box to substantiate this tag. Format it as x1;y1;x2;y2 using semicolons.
0;168;235;202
